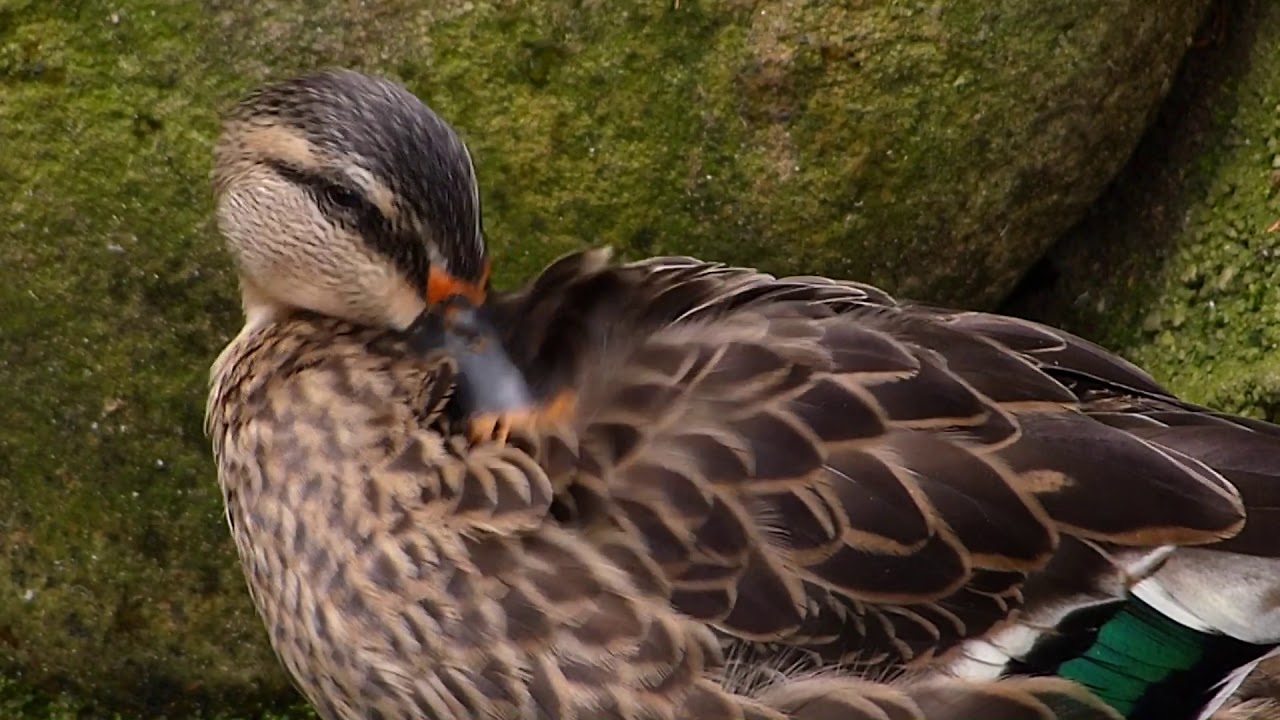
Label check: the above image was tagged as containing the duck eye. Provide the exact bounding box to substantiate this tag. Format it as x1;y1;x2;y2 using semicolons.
323;184;364;210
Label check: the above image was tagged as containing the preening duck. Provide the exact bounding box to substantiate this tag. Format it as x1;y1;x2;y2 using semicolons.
206;69;1280;720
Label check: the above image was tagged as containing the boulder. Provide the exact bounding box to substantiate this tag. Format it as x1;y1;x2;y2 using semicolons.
0;0;1213;715
1005;0;1280;422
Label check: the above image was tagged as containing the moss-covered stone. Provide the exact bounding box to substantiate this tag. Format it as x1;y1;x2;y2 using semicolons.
0;1;1212;717
1004;0;1280;420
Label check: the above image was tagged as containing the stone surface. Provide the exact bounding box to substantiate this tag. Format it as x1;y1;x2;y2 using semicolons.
0;0;1211;716
1004;0;1280;421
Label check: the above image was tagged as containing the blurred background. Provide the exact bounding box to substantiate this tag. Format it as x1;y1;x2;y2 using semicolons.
1;0;1277;717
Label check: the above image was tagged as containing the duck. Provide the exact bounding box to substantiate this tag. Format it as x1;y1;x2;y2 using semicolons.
205;68;1280;720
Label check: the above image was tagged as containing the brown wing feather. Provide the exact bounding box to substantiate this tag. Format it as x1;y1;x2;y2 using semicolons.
521;308;1039;665
854;308;1081;408
996;410;1244;545
934;310;1172;397
1125;424;1280;558
487;249;886;401
757;676;1120;720
494;251;1254;673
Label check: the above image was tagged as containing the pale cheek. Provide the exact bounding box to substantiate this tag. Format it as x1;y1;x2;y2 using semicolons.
223;185;317;269
218;179;421;327
332;257;422;329
376;274;428;330
219;183;315;271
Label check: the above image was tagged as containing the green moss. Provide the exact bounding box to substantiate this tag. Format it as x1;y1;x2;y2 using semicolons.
1003;0;1280;419
0;0;1215;717
0;675;317;720
0;2;295;716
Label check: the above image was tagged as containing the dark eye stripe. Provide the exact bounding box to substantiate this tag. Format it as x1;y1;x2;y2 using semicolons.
265;158;429;294
323;184;364;210
265;159;381;224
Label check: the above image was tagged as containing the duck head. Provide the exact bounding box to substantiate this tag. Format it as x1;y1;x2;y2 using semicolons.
213;68;489;330
213;68;530;416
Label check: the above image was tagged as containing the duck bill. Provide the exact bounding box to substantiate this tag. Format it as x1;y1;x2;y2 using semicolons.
405;299;534;416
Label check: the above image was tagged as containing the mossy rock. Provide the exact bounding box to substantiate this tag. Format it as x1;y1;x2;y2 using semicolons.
0;1;1212;717
1004;0;1280;422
